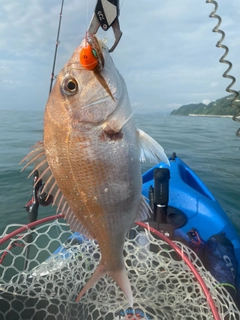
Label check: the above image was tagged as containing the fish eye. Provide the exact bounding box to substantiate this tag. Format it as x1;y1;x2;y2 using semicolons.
62;77;78;96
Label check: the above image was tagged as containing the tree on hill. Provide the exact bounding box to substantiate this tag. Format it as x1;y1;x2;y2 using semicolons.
170;93;239;116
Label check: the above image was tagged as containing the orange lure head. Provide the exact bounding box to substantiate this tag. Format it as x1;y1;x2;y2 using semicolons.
79;35;114;99
80;40;99;70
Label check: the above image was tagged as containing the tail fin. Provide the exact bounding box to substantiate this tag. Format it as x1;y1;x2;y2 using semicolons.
76;263;106;302
76;262;133;307
110;267;133;307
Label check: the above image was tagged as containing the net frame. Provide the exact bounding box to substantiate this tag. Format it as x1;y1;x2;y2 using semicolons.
0;215;239;320
136;222;220;320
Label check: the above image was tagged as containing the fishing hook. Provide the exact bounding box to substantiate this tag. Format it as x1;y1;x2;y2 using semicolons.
206;0;240;137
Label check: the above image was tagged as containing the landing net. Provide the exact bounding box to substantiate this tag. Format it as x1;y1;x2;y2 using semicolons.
0;217;239;320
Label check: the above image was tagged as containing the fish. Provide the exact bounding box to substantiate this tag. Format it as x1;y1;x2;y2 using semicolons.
21;36;169;307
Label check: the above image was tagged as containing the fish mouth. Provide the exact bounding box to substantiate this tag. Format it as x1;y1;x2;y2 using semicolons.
86;35;105;70
78;35;114;100
70;97;124;128
86;36;114;100
59;36;127;126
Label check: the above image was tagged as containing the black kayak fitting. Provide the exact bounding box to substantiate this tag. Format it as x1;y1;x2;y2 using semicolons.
149;167;187;238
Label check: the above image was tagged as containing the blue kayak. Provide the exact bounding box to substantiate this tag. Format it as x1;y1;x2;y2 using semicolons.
142;153;240;302
142;154;240;253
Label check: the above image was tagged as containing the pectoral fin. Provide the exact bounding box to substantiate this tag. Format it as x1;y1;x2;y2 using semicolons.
137;129;170;165
135;195;152;222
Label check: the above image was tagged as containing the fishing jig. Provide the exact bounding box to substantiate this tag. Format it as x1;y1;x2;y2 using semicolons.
80;40;99;70
79;34;105;71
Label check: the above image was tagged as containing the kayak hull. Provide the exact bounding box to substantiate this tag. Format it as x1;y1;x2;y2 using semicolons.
142;155;240;296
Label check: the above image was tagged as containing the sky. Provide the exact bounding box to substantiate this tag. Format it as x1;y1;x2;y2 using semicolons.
1;0;240;114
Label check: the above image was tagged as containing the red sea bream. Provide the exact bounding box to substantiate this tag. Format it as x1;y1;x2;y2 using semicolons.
21;36;169;307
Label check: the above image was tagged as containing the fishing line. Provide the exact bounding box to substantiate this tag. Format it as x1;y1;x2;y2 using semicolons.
120;0;125;10
85;0;89;33
206;0;240;137
49;0;64;94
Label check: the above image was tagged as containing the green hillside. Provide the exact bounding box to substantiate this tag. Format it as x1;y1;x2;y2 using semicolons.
171;93;239;116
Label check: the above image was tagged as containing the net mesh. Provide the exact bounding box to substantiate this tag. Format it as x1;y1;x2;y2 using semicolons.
0;219;239;320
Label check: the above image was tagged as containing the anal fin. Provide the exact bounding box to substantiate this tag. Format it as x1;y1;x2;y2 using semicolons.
65;210;93;239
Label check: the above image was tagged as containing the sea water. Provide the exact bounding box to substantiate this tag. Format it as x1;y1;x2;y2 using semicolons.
0;110;239;235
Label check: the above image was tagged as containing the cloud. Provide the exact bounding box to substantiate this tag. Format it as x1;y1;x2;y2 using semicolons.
210;82;218;88
166;103;182;110
0;1;240;112
2;79;15;84
202;99;211;105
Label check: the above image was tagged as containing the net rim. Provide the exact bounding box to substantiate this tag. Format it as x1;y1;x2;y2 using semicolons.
0;215;221;320
0;214;64;245
136;221;221;320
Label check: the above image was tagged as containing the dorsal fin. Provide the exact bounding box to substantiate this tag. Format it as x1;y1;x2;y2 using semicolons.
20;141;69;214
20;141;93;239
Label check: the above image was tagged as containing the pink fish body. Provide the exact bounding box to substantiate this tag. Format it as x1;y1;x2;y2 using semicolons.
21;36;169;306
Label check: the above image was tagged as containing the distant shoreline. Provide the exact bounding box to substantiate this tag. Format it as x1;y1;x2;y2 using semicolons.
189;114;232;118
